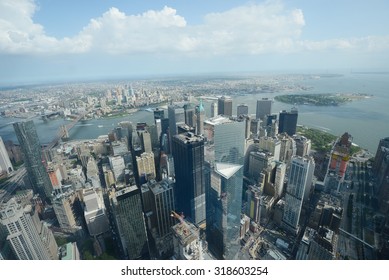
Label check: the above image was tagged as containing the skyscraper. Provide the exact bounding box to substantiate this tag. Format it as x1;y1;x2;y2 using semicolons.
211;102;218;118
217;96;233;116
168;105;185;153
196;100;205;135
172;133;205;225
256;98;272;120
206;162;243;259
204;116;245;259
278;108;298;136
237;104;249;116
0;136;13;175
13;121;53;201
282;156;315;234
109;185;149;259
0;198;58;260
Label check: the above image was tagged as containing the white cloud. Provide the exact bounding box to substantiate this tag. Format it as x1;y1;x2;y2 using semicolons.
0;0;388;57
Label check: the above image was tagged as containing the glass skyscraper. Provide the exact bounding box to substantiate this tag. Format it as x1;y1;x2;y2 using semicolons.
109;185;149;259
204;116;245;259
172;132;205;225
13;120;53;201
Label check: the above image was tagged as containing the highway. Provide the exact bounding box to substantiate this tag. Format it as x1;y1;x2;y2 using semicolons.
0;166;27;203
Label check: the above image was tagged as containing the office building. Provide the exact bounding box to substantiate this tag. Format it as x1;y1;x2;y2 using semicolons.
52;191;79;229
237;104;249;116
294;135;312;157
211;102;218;118
0;198;58;260
278;133;296;164
196;100;205;135
184;103;196;127
248;151;274;183
136;152;156;183
0;136;13;175
13;121;53;201
256;98;272;120
83;188;110;237
282;156;315;234
278;108;298;136
109;155;125;182
374;138;389;212
217;96;233;116
153;108;165;120
109;185;149;259
168;105;185;138
324;132;352;192
206;162;243;259
245;185;261;224
172;216;203;260
172;133;205;225
203;116;245;164
148;179;176;257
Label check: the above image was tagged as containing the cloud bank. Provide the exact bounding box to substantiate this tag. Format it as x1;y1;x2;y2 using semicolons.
0;0;388;57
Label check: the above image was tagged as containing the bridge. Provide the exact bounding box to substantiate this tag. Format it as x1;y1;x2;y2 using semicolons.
44;113;85;150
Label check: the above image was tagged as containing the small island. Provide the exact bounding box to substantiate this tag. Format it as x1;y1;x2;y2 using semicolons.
275;93;371;106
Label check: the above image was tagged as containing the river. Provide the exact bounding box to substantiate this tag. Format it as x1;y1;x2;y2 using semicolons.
0;72;388;153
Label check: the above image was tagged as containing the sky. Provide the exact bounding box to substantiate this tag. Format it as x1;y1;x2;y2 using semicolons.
1;0;389;84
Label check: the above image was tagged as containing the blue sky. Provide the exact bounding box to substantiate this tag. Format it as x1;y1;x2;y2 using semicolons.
1;0;389;84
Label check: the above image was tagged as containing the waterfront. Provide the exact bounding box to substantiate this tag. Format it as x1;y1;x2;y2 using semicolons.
0;72;388;153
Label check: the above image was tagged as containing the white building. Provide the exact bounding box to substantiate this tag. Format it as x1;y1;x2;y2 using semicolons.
282;156;315;233
83;188;110;237
0;198;58;260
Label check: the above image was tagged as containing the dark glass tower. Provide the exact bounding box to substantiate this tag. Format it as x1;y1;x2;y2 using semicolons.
110;185;149;259
13;120;52;201
217;96;233;117
171;132;205;225
278;108;298;136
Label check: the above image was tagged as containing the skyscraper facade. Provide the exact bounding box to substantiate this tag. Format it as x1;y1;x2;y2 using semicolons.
206;162;243;259
109;185;149;259
211;102;218;118
217;96;233;117
172;133;205;225
256;98;272;120
282;156;315;233
0;198;58;260
278;108;298;136
13;121;53;201
204;116;245;259
237;104;249;116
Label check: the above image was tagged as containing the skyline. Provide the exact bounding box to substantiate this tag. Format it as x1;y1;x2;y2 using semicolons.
1;0;389;84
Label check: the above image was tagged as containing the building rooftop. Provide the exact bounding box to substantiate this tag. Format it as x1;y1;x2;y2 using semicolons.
172;221;199;246
215;162;243;179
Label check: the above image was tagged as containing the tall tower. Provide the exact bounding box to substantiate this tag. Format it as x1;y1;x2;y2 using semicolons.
136;152;156;183
168;105;185;153
13;121;52;201
217;96;233;117
204;116;245;259
256;98;272;120
237;104;249;116
211;102;218;118
206;162;243;259
0;136;13;175
278;108;298;136
109;185;149;259
172;133;205;225
196;99;205;135
0;198;58;260
282;156;315;234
